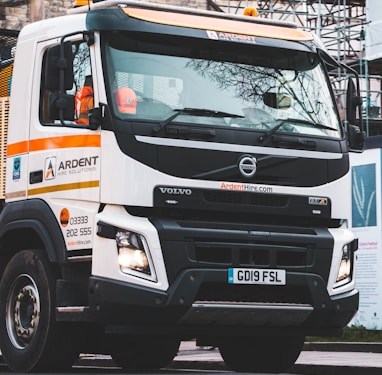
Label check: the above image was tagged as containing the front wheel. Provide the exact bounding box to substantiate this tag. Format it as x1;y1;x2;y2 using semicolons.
218;334;304;373
0;249;79;372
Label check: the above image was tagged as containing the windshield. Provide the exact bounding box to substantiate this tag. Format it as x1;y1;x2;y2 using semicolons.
103;33;342;139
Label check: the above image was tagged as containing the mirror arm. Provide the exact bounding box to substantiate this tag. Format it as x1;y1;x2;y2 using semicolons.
342;62;364;129
56;31;94;125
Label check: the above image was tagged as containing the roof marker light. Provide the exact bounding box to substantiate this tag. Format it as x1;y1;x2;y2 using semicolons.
73;0;92;7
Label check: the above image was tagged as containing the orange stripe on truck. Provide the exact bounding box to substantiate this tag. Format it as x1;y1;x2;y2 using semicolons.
7;134;100;157
123;8;313;41
7;140;28;156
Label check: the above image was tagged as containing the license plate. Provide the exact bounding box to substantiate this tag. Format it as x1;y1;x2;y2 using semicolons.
228;268;286;285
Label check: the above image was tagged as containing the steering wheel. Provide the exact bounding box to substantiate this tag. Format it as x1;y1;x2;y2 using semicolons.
134;91;170;107
133;91;173;117
242;107;276;130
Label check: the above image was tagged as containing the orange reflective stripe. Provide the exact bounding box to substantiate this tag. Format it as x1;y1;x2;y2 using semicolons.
29;134;100;151
7;134;100;157
7;140;29;157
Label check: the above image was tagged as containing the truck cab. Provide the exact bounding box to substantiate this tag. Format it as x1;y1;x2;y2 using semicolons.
0;1;363;372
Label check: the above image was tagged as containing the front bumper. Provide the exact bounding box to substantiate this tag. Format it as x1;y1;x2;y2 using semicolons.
88;268;358;336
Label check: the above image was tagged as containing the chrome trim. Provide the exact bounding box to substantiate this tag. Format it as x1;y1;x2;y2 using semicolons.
56;306;88;313
67;255;92;262
178;302;313;326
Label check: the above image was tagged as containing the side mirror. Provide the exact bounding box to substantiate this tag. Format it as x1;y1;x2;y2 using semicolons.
346;78;362;125
48;93;75;121
88;107;101;130
345;77;364;151
44;41;74;91
263;92;292;110
347;123;365;151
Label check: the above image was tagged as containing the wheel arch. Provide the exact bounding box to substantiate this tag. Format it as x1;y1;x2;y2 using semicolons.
0;199;67;275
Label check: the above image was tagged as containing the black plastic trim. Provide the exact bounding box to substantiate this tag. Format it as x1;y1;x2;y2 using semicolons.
97;221;118;239
153;186;332;219
150;216;334;284
87;9;316;54
0;199;67;263
114;131;349;187
87;270;358;333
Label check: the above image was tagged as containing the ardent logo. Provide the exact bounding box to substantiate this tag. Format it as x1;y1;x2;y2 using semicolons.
45;157;56;180
238;156;257;178
159;187;192;195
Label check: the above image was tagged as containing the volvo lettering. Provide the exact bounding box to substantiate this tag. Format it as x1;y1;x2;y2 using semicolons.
159;187;193;195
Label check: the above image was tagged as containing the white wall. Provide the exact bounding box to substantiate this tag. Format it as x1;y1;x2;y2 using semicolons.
350;147;382;328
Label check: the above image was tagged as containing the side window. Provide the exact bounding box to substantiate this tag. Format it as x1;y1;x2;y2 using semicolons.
40;41;93;125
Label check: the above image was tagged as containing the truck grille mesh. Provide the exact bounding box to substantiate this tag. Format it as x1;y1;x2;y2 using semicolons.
0;29;18;98
194;243;309;269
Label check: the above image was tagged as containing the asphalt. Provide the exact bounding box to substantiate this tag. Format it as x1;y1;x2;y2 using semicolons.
76;341;382;374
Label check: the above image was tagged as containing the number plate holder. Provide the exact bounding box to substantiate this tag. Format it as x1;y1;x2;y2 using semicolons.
228;268;286;285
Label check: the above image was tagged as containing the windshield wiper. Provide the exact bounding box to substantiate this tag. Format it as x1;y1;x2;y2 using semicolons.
153;107;244;134
258;118;337;145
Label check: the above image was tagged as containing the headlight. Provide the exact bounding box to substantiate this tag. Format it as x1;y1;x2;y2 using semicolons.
334;244;353;288
116;230;156;281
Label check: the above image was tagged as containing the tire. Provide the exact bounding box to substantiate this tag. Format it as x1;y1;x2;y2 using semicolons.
110;336;180;370
218;334;304;373
0;249;79;372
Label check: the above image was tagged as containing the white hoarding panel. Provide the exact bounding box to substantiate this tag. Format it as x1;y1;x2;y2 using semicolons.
350;148;382;328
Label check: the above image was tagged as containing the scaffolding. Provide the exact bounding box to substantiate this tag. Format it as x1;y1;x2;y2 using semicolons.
213;0;382;135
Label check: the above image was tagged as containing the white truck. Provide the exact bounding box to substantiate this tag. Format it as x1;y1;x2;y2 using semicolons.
0;0;364;372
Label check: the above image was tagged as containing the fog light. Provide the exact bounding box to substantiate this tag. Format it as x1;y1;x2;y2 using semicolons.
116;231;152;277
118;247;149;272
335;244;352;288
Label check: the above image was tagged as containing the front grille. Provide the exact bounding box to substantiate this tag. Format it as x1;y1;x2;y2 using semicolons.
194;243;309;269
195;282;311;305
203;190;288;207
152;216;333;285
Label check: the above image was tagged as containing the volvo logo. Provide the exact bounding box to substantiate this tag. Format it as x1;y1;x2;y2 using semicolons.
238;156;257;178
159;187;192;195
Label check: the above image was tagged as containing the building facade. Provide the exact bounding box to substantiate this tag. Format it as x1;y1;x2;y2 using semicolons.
0;0;210;30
